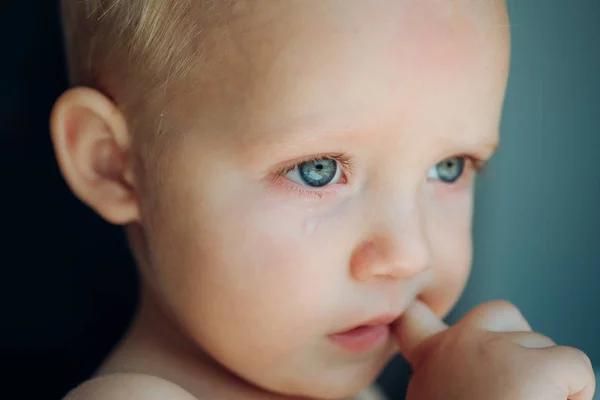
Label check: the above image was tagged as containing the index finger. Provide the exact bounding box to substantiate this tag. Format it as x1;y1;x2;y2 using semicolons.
393;300;449;367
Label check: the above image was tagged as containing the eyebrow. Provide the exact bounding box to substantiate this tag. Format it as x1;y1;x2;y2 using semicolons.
246;119;499;155
241;115;362;148
452;133;499;154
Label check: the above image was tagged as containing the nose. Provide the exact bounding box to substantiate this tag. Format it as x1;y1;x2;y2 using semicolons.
350;196;432;282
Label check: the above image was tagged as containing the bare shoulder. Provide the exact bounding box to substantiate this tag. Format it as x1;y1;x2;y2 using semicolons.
63;373;386;400
63;373;198;400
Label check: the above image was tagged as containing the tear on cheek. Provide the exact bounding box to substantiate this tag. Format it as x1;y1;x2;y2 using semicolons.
303;217;320;237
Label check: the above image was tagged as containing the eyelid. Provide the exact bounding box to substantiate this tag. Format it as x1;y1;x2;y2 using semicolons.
275;153;355;177
444;154;488;174
275;178;339;200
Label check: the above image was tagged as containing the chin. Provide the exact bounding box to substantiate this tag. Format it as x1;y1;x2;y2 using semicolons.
284;381;374;400
273;357;391;400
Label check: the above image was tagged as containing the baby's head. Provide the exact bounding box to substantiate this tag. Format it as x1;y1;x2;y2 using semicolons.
52;1;510;398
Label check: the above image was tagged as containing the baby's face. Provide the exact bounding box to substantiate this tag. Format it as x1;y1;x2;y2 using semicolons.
135;0;509;398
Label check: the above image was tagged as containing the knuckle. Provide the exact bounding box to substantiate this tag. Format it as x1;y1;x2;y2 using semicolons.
470;300;523;322
465;300;530;332
549;346;595;376
488;299;521;316
528;332;556;347
560;346;591;363
571;347;594;372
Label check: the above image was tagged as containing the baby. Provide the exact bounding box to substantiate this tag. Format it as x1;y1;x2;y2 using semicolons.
50;1;595;399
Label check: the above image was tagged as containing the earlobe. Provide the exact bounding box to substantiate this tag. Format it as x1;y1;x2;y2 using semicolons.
50;87;140;225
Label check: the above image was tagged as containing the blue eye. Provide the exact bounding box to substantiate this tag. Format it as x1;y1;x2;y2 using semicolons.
285;158;342;188
427;157;466;183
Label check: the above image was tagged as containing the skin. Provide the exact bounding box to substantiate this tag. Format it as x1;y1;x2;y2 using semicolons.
51;0;513;399
396;300;595;399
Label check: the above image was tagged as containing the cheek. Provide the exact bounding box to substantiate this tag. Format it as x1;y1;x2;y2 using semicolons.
169;188;339;338
142;178;347;378
423;190;474;316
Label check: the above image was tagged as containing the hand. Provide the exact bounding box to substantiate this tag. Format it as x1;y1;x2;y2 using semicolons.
394;300;595;400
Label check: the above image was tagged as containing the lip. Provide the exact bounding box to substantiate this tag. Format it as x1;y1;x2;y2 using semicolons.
328;314;399;354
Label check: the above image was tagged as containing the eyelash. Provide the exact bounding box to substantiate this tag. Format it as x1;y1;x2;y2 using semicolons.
277;153;355;176
466;156;489;176
272;153;488;199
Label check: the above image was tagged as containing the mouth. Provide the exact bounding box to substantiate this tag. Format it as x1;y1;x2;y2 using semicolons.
328;314;400;354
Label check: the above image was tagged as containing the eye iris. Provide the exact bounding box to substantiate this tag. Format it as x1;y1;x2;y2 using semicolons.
437;157;465;183
299;159;337;187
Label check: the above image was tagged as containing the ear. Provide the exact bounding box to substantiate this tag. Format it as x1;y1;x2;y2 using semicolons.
50;87;140;225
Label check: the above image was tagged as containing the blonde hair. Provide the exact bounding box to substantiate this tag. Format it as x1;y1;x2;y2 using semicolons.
60;0;233;130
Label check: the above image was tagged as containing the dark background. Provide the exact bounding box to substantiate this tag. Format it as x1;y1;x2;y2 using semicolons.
1;3;138;398
2;1;599;399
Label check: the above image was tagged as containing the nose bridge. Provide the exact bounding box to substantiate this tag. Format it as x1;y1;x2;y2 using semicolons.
374;182;428;250
351;180;432;281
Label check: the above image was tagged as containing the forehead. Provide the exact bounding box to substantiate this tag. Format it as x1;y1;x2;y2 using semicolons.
187;0;509;148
